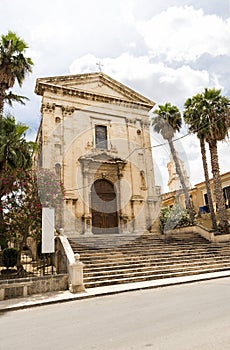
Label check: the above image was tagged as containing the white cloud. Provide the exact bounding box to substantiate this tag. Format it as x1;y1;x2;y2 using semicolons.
137;6;230;62
31;21;73;44
1;0;230;192
70;53;219;108
70;53;156;80
159;65;208;86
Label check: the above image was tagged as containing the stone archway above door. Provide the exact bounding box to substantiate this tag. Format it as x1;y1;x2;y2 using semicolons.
79;152;126;235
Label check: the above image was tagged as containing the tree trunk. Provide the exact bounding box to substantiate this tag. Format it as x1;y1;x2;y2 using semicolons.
0;181;7;249
0;85;6;135
208;139;229;234
0;85;6;124
200;138;218;231
168;139;195;224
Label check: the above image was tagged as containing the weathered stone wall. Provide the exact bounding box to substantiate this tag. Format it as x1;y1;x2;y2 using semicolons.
0;274;68;300
28;274;68;295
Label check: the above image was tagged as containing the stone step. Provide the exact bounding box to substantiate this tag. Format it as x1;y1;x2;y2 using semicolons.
71;242;229;253
71;237;210;248
82;258;230;272
69;233;209;248
69;235;226;247
68;232;230;289
84;266;230;288
83;262;230;279
77;249;230;263
77;248;230;263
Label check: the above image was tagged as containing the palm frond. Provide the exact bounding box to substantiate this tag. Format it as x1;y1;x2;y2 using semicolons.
4;91;29;106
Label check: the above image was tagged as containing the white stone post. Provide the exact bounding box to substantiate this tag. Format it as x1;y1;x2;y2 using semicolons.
69;253;85;293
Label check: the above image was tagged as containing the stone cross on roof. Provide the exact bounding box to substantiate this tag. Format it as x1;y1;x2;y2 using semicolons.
96;61;104;72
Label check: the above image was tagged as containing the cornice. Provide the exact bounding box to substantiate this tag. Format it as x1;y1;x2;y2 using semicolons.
35;81;154;110
35;72;155;110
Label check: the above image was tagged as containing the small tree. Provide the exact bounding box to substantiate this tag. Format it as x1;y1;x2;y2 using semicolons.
3;170;42;271
2;168;64;272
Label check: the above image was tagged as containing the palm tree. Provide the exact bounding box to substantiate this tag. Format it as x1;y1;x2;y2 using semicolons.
0;115;34;171
0;31;33;121
185;88;230;233
151;102;194;223
184;94;218;232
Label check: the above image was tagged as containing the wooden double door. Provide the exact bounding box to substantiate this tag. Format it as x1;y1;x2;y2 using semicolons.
91;179;118;234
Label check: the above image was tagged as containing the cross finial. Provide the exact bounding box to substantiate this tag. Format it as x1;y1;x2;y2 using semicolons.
96;61;104;72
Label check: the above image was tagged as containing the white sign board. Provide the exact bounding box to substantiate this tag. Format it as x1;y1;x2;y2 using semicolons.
42;207;55;253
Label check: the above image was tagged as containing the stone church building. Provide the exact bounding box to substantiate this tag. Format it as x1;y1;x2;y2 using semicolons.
34;72;160;236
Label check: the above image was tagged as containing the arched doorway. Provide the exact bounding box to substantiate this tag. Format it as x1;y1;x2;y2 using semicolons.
91;179;118;234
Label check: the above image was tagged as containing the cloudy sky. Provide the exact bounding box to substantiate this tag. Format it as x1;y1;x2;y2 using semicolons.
1;0;230;192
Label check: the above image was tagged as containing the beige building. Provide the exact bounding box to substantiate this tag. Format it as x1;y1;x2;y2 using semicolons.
34;72;160;236
193;171;230;213
162;171;230;215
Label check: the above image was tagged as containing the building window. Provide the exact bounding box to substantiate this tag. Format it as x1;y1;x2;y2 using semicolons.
95;125;107;149
223;186;230;208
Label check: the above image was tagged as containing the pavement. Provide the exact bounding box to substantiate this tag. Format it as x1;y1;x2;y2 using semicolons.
1;270;230;313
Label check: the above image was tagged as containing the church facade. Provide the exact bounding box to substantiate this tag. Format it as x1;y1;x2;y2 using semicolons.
34;72;160;236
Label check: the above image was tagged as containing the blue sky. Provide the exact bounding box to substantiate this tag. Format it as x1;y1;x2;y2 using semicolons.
1;0;230;192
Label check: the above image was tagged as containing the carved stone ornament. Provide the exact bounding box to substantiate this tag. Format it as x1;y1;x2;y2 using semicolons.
61;105;75;115
41;102;56;113
126;118;136;125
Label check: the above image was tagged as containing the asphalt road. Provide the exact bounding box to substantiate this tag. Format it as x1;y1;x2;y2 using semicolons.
1;278;230;350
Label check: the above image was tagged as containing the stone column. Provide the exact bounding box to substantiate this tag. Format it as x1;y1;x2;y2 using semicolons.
131;197;146;234
118;168;130;234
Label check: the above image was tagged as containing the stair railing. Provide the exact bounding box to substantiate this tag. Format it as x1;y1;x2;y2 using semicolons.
55;231;85;293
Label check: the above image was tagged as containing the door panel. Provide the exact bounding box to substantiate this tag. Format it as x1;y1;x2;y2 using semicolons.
91;180;118;233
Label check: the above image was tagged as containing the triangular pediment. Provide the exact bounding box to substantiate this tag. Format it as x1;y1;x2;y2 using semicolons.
35;72;155;107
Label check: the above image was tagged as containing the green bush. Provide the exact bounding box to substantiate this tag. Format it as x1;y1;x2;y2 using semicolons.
159;205;193;233
159;207;171;233
2;247;18;268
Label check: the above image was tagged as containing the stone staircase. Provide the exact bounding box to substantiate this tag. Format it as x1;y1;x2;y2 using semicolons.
68;232;230;288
